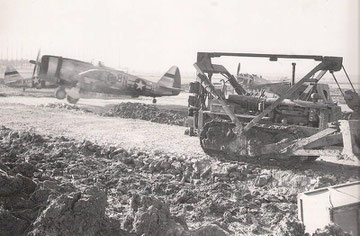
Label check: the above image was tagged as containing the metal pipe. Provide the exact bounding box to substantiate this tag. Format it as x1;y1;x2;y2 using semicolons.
342;65;356;93
199;52;324;61
194;63;243;129
330;71;345;97
292;63;296;86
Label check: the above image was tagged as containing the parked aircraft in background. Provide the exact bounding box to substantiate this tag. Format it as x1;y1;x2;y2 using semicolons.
2;51;41;90
4;51;181;104
3;65;34;90
235;62;290;96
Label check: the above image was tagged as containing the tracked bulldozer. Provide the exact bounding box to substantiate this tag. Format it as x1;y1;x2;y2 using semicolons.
186;52;360;161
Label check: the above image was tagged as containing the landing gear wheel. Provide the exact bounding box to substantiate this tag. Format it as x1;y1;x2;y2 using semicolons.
35;81;45;89
66;95;80;104
54;86;66;100
152;98;157;104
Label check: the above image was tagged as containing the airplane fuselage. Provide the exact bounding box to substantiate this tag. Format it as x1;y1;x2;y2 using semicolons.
76;69;178;98
35;55;181;103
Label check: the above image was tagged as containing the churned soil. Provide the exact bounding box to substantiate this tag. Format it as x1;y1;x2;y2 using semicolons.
0;99;359;235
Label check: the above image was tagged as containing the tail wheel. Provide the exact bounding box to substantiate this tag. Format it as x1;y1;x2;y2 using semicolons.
66;95;80;104
152;98;157;104
35;81;45;89
54;86;66;100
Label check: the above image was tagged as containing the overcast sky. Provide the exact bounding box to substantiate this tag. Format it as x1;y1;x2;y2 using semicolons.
0;0;359;79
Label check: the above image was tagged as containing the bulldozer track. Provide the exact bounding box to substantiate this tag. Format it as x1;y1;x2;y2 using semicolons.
200;120;319;162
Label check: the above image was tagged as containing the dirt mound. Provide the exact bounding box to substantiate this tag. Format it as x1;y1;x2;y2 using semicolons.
29;186;130;236
38;103;90;112
271;216;306;235
312;223;352;236
125;194;228;236
0;127;48;235
103;102;187;126
0;126;121;236
0;171;37;236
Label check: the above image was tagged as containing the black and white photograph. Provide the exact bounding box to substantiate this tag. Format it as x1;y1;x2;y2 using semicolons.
0;0;359;235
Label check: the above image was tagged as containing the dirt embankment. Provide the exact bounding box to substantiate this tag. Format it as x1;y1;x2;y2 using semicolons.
38;103;91;113
1;126;358;235
37;102;188;126
102;102;188;126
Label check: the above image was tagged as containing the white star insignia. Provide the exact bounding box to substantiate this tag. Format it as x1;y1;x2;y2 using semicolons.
135;80;145;90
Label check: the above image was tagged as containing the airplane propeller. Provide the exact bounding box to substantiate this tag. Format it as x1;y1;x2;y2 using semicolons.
29;49;41;87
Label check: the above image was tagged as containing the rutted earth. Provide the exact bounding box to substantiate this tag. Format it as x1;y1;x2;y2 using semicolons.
0;99;359;235
1;126;358;236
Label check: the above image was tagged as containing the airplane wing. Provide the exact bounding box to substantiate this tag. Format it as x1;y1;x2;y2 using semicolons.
78;69;109;79
251;82;290;96
74;68;125;92
158;85;182;91
251;81;290;89
78;69;117;83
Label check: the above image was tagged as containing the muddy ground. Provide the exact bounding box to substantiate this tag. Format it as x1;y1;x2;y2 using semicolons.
1;125;359;236
0;92;359;235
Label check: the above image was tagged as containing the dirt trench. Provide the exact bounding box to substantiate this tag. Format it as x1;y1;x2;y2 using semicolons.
1;126;359;235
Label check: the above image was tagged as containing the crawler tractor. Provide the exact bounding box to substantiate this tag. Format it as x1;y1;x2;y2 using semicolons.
187;52;360;160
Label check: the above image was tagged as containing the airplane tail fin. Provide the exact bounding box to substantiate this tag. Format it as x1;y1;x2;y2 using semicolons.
158;66;181;95
4;65;24;86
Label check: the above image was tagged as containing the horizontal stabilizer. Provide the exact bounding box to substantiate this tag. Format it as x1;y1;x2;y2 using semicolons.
4;65;24;85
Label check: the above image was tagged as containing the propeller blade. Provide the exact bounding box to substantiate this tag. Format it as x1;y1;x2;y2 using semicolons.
32;63;37;78
31;49;41;86
36;49;41;62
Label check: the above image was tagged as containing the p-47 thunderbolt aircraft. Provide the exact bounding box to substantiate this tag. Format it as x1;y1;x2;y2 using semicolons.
3;65;34;89
235;62;290;96
4;53;181;104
